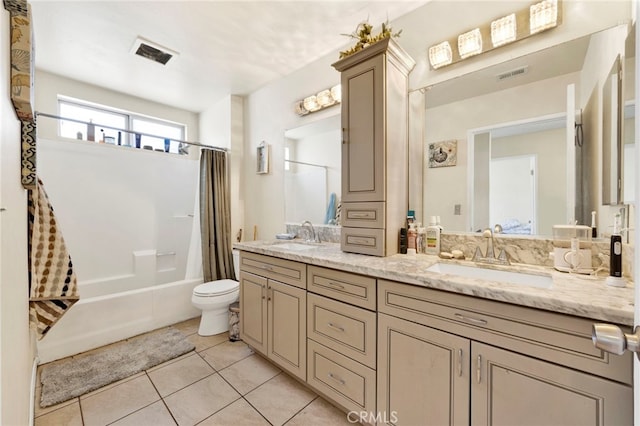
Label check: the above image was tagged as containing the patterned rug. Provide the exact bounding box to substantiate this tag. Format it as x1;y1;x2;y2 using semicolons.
39;327;195;407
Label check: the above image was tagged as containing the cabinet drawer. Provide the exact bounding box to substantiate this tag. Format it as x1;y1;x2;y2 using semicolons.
307;340;376;415
307;293;376;368
341;202;385;229
341;227;385;257
308;265;376;310
239;251;306;289
378;280;633;384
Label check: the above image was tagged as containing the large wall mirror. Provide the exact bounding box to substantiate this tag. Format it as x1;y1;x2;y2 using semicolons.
622;24;636;206
418;24;630;237
283;114;341;226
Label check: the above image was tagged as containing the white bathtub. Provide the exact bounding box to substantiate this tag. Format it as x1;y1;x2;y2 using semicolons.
36;278;203;364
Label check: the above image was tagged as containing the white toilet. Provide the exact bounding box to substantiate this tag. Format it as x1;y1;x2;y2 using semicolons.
191;249;240;336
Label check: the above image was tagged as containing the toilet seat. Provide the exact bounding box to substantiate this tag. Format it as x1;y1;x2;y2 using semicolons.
193;279;239;297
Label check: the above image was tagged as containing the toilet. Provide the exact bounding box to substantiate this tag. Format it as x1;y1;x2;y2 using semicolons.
191;250;240;336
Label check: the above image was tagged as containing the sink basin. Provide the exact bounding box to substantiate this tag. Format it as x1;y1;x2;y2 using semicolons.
426;262;552;289
272;242;317;251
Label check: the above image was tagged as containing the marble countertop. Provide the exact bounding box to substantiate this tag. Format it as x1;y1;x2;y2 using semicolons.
234;240;636;325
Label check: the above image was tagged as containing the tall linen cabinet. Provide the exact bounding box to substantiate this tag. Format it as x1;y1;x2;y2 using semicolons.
332;38;415;256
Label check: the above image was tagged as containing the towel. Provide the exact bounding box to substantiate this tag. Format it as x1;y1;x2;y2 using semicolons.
28;178;79;339
324;192;337;225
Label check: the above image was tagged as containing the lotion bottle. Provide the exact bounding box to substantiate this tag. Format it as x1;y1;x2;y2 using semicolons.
425;216;441;255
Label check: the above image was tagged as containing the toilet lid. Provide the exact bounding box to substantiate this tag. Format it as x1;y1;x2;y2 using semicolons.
194;279;239;296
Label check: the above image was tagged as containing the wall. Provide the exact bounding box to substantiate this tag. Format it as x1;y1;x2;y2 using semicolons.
0;8;35;426
35;70;200;154
242;1;631;242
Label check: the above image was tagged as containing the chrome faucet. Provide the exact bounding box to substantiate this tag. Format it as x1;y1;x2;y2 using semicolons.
472;228;510;265
301;220;320;243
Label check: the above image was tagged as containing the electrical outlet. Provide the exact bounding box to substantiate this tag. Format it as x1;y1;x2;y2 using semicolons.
454;204;461;215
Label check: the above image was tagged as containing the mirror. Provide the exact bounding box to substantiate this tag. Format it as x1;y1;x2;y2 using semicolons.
622;24;635;205
283;114;341;225
602;55;623;205
419;25;629;236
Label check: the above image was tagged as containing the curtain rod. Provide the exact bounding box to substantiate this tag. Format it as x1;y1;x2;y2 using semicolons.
35;111;228;152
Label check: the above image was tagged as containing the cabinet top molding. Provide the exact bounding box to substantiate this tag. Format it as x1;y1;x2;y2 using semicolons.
332;38;416;74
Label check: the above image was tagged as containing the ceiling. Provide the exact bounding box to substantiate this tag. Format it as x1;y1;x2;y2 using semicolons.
30;1;426;113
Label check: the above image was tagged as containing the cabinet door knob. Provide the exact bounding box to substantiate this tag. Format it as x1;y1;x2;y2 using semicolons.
457;348;463;377
592;324;640;359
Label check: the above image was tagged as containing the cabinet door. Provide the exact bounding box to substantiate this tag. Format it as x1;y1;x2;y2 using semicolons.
239;271;267;355
341;53;385;203
377;313;470;426
471;342;633;426
268;280;307;381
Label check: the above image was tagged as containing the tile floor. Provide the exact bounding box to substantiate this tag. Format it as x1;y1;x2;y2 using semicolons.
34;318;353;426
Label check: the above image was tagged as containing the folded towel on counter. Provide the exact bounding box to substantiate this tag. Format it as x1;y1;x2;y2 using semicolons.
28;177;79;339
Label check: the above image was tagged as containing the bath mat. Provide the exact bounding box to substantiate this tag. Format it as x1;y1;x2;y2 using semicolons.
39;327;195;407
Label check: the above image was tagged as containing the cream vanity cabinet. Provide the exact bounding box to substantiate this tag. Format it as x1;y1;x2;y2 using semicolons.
238;251;307;381
305;265;377;416
377;280;633;426
332;38;415;257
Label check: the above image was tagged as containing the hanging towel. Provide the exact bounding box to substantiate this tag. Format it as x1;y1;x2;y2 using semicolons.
324;192;337;225
28;177;79;339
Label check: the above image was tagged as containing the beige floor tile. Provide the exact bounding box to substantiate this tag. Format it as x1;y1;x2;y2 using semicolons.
171;317;200;336
245;373;317;426
34;400;83;426
186;332;229;352
34;382;78;417
147;351;197;373
79;372;146;399
111;400;177;426
200;340;254;371
164;373;241;426
198;398;269;426
285;397;352;426
81;375;160;426
218;354;281;395
147;353;215;397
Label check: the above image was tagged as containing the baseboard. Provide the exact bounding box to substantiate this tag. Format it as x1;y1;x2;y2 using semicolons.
29;356;39;426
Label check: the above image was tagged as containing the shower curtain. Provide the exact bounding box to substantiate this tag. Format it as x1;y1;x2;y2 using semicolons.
200;149;235;282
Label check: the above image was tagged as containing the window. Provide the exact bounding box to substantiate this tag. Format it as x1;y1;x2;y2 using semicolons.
58;97;186;154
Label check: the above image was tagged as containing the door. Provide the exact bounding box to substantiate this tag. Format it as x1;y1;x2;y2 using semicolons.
239;271;267;354
267;279;306;380
490;155;536;233
341;54;385;203
471;342;632;425
377;313;470;426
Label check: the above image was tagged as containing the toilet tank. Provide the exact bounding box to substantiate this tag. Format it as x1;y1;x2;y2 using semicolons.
232;249;240;279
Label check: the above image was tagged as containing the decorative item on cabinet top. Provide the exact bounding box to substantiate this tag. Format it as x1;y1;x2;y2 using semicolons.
339;19;402;59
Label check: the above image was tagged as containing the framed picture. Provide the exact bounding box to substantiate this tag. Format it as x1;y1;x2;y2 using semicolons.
257;142;269;174
428;140;457;168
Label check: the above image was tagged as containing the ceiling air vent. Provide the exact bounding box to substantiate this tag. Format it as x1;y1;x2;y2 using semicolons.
131;37;178;65
496;65;529;81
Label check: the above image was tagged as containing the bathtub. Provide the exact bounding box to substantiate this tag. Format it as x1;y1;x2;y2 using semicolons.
36;278;203;364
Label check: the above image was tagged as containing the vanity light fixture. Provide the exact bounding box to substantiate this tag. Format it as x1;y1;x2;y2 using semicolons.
458;28;483;59
491;13;517;47
428;41;453;69
295;84;341;116
530;0;558;35
427;0;561;70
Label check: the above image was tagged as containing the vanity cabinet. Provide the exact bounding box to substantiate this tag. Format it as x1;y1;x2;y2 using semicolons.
239;252;307;380
332;39;415;256
377;280;633;425
305;266;377;416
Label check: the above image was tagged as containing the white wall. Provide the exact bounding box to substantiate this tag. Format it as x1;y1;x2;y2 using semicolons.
0;8;35;426
35;70;200;153
241;1;631;241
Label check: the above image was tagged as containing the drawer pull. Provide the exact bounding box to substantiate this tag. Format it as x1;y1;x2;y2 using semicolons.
325;281;345;290
328;372;346;386
476;355;482;384
349;212;373;219
454;313;488;326
260;265;273;271
327;322;345;332
457;349;463;377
